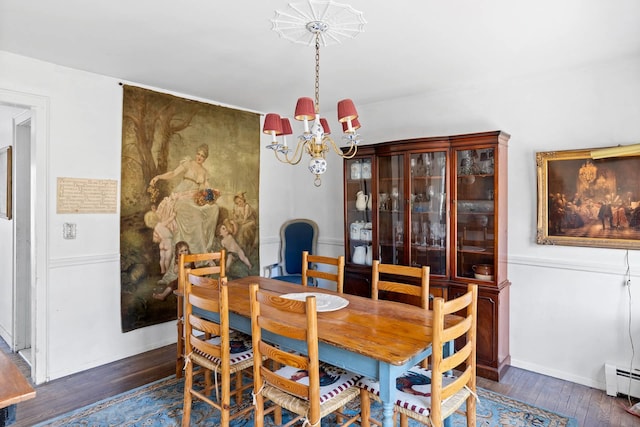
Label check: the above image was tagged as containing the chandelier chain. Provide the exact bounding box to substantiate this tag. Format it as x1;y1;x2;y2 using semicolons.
314;33;321;114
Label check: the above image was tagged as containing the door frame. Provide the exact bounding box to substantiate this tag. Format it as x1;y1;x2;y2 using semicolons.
0;89;50;384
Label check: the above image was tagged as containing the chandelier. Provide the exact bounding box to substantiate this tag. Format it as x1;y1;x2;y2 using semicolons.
263;0;366;186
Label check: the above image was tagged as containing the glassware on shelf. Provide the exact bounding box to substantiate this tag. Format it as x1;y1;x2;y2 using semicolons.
432;223;445;247
361;161;372;179
424;153;431;175
421;221;428;246
427;185;435;211
437;192;446;216
391;187;399;211
350;161;361;179
436;153;446;172
379;193;389;210
478;150;492;174
395;221;403;243
412;220;420;245
411;154;428;176
460;158;472;175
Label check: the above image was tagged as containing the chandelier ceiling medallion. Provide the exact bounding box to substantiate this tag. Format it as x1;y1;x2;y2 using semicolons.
263;0;366;186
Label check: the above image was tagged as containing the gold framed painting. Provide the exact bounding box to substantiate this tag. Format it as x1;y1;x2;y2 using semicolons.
0;146;12;220
536;147;640;249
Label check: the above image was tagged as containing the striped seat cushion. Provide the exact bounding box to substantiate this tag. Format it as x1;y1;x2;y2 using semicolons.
272;362;362;403
357;365;456;416
193;330;253;365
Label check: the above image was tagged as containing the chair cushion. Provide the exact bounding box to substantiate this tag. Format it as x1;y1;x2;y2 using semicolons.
197;330;254;365
356;365;456;417
272;362;362;403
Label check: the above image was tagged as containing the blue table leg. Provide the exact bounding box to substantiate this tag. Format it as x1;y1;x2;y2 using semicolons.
378;367;395;427
381;402;395;427
0;405;16;427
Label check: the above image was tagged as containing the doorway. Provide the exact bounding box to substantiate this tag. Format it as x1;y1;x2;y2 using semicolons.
0;89;49;384
13;110;32;364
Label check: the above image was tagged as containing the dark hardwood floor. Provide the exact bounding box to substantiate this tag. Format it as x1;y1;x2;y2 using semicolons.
1;339;639;426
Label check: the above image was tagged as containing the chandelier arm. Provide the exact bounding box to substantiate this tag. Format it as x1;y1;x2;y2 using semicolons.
325;136;358;159
341;145;358;159
274;138;308;165
274;150;304;166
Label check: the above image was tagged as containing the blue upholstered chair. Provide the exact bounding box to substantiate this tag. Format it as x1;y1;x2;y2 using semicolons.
263;219;318;284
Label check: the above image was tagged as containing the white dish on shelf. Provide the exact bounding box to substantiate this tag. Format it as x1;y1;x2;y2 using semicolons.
457;200;494;213
474;273;494;281
280;292;349;312
462;245;485;252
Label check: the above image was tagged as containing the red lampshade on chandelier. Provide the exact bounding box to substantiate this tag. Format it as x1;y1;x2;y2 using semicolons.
263;0;366;186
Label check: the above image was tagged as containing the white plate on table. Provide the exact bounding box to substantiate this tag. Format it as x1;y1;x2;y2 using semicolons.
280;292;349;312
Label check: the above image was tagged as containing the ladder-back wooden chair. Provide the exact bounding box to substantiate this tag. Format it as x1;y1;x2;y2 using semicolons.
372;260;431;368
181;273;254;426
358;261;431;426
249;283;361;427
176;250;226;378
371;260;430;314
359;283;478;427
301;251;345;292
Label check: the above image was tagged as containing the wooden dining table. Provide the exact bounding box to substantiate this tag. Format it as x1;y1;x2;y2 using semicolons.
197;275;458;427
0;350;35;427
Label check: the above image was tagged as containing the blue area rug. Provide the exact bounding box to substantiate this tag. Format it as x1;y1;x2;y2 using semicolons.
34;376;578;426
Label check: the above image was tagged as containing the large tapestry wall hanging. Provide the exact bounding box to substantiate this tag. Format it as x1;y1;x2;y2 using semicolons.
120;85;260;332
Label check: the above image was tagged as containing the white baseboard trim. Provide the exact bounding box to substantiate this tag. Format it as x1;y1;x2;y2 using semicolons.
510;357;606;391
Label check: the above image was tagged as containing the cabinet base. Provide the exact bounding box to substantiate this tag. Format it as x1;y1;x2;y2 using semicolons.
478;355;511;382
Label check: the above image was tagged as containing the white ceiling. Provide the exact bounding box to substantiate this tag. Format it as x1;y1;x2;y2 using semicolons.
1;0;639;119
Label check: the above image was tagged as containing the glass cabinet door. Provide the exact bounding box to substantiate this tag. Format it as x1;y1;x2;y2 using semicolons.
345;157;373;266
377;154;404;265
409;151;447;275
454;147;495;281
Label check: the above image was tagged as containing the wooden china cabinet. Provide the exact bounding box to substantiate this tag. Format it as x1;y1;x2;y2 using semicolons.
342;130;510;381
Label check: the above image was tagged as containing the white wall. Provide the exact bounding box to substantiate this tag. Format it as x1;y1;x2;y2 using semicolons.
1;48;639;391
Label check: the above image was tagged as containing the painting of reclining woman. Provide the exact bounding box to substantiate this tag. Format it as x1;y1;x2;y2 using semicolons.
119;85;260;331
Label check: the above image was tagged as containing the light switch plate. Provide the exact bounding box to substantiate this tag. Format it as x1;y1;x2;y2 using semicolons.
63;223;76;239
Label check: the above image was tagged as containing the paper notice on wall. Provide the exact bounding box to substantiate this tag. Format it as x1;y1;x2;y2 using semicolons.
56;177;118;214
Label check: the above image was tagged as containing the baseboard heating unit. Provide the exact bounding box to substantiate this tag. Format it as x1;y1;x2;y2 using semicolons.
605;363;640;399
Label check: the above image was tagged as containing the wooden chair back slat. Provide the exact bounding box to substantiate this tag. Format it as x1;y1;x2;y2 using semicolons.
302;251;345;293
371;260;430;309
179;250;226;294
